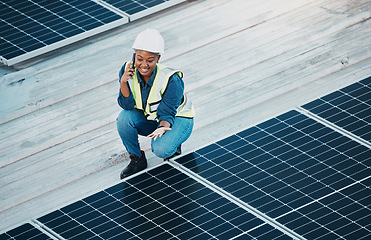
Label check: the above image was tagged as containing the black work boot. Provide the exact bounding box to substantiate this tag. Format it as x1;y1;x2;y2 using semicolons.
164;144;182;161
120;151;147;179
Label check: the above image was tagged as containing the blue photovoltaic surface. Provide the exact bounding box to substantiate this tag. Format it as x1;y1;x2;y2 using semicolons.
0;0;184;65
102;0;170;15
176;110;371;240
0;0;123;63
37;164;293;240
0;223;52;240
302;77;371;142
4;79;370;239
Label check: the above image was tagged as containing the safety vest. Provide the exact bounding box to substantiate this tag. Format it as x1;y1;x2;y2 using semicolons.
127;63;195;121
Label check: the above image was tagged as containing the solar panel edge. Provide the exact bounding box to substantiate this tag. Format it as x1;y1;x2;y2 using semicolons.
167;161;304;240
90;0;131;18
0;17;128;66
297;106;371;149
123;0;187;21
31;220;61;240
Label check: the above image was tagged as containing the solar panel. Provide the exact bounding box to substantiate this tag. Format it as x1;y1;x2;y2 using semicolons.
302;76;371;143
0;0;186;66
0;0;128;65
0;223;53;240
176;110;371;240
36;164;294;240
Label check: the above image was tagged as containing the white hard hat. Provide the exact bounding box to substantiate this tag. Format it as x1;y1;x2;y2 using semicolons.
132;29;165;54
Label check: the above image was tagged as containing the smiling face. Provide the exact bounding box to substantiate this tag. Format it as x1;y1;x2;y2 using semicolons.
134;50;160;82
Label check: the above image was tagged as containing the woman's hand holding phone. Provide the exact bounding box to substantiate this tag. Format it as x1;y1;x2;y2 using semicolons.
120;53;136;83
120;53;135;97
120;61;135;83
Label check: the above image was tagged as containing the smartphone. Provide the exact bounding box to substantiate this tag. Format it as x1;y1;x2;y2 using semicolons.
131;53;136;69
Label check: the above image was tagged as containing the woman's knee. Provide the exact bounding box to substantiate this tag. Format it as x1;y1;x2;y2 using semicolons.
117;110;126;123
152;142;173;159
116;110;135;133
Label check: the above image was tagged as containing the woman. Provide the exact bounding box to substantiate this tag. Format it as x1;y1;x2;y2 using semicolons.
117;29;195;179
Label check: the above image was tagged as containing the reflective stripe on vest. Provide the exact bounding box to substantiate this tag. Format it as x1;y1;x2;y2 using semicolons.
127;63;195;121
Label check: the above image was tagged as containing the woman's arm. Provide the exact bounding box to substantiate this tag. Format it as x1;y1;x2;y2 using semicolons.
117;62;135;109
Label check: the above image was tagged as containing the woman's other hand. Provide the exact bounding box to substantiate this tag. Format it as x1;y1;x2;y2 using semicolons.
147;127;172;140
